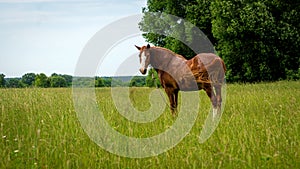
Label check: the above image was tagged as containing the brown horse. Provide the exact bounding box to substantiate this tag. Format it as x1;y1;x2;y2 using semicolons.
135;44;226;116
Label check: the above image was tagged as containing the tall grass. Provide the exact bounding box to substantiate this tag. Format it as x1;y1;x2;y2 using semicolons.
0;81;299;168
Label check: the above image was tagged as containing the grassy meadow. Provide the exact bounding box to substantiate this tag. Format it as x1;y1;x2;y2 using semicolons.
0;81;299;168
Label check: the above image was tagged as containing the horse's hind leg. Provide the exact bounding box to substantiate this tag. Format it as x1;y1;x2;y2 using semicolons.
214;84;222;108
205;84;217;108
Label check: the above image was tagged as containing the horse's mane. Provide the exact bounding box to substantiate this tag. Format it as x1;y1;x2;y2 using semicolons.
152;46;186;60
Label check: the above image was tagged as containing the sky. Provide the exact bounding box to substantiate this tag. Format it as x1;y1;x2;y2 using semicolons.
0;0;148;77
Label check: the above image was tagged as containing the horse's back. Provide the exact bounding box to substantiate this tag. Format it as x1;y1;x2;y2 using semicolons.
194;53;219;65
187;53;226;85
193;53;225;72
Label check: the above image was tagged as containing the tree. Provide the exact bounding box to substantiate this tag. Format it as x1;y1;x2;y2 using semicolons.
61;74;73;87
185;0;216;45
95;77;105;87
21;73;36;87
50;75;67;87
140;0;209;58
110;78;123;87
50;73;72;87
129;76;146;87
35;73;49;87
0;74;5;87
140;0;219;60
141;0;300;82
146;68;161;87
211;0;300;82
6;78;23;88
103;77;112;87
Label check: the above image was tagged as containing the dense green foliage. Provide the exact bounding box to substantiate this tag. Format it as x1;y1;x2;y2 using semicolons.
0;74;6;87
145;68;161;87
49;75;67;87
211;0;300;82
0;81;299;168
34;73;50;88
129;76;146;87
6;78;23;88
21;73;36;87
140;0;300;82
140;0;215;58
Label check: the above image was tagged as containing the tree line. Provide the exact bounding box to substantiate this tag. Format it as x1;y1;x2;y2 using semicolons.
0;73;72;88
0;71;161;88
140;0;299;82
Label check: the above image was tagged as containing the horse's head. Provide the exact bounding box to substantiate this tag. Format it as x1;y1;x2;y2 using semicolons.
135;44;151;75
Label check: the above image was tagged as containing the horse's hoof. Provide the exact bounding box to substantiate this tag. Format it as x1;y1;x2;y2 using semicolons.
172;113;176;118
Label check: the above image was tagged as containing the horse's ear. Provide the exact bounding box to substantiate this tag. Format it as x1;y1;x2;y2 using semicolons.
147;44;150;48
135;45;141;50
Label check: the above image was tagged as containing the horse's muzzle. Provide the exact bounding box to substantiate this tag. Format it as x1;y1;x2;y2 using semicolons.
139;68;147;75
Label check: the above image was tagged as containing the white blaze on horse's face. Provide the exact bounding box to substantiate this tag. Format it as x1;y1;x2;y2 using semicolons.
140;51;147;74
140;49;150;75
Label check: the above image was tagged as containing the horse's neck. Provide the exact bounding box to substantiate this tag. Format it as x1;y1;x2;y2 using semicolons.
150;48;186;68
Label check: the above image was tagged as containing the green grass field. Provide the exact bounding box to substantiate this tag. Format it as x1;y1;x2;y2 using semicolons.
0;81;299;168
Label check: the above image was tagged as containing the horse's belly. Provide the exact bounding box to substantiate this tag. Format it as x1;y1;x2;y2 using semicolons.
178;76;205;91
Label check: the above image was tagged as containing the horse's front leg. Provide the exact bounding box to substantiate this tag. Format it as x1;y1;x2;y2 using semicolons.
173;89;179;114
165;88;178;116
